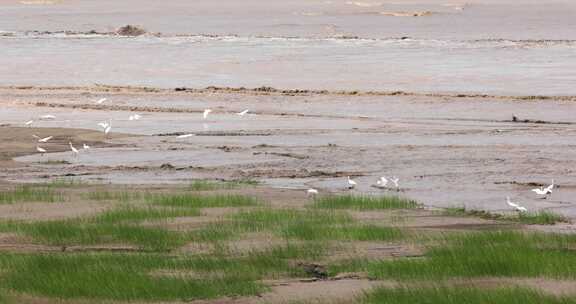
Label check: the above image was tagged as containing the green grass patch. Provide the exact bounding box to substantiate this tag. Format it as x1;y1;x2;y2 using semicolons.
361;286;576;304
0;252;263;301
191;208;405;242
93;205;201;224
0;206;200;251
444;206;568;225
0;186;63;204
356;231;576;280
149;194;259;208
518;211;570;225
0;242;325;301
85;190;141;202
313;195;418;210
0;290;9;304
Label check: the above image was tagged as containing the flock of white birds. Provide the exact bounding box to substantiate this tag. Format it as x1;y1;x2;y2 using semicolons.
24;97;556;215
29;98;252;156
308;177;555;214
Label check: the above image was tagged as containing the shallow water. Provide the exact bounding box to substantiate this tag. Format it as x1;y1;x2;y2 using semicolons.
1;0;576;94
3;91;576;217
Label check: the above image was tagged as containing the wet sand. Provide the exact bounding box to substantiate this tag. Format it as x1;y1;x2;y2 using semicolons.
1;87;575;219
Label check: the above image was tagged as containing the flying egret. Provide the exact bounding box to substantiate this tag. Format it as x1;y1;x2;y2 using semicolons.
69;142;79;157
347;176;357;189
96;98;107;104
236;109;250;116
307;188;319;196
506;197;527;212
129;114;142;121
36;146;46;155
25;120;33;127
39;115;56;120
390;176;400;190
203;109;212;120
83;143;90;150
177;134;194;139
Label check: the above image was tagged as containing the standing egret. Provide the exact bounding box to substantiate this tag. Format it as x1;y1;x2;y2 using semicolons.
69;142;79;157
506;197;527;212
237;109;250;116
39;115;56;120
307;188;319;196
129;114;142;121
104;125;112;137
98;121;110;129
96;98;107;104
203;109;212;120
83;143;90;150
347;176;357;189
531;187;548;196
375;176;388;188
36;146;47;155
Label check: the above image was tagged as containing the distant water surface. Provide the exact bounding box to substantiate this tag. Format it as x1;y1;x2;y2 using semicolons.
1;0;575;94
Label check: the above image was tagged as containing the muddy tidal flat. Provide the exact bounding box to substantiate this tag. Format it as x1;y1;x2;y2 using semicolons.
1;0;576;303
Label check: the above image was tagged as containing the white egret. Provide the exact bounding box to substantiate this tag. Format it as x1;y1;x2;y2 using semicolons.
347;176;357;189
96;98;107;104
104;125;112;137
236;109;250;116
25;120;34;127
37;136;53;143
375;176;388;188
83;143;90;150
129;114;142;121
531;187;548;196
69;142;79;157
177;134;194;139
203;109;212;120
506;197;527;212
98;121;110;129
36;146;47;155
307;188;319;196
39;115;56;120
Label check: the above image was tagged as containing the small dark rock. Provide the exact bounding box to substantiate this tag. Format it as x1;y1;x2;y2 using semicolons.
116;25;147;36
160;163;175;170
297;262;328;279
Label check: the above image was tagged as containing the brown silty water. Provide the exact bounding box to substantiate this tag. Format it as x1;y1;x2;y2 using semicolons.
1;89;575;220
1;0;576;219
